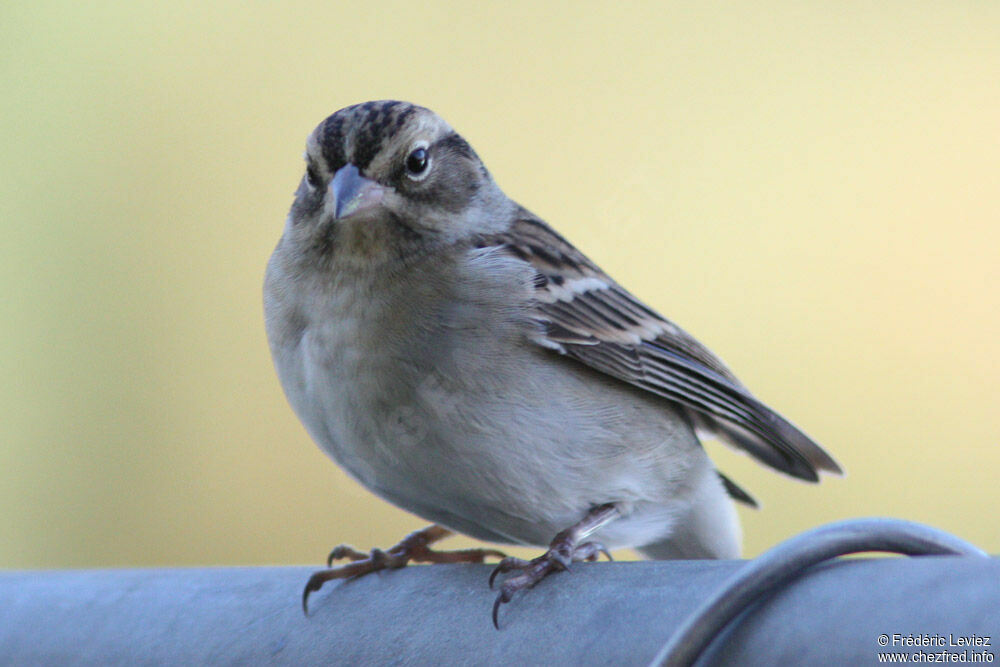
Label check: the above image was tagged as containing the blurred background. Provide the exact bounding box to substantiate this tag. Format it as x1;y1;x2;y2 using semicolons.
2;2;998;569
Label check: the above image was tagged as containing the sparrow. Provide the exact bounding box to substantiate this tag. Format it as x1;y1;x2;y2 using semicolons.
263;100;841;627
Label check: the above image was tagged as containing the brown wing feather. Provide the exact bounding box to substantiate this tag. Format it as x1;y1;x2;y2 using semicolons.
473;213;842;483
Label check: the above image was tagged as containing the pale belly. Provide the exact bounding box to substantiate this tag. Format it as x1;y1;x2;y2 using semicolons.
280;319;708;548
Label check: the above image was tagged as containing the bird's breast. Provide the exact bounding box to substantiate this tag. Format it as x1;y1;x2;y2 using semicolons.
265;246;702;546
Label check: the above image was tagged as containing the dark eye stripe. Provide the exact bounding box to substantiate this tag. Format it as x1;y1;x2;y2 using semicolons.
433;132;476;160
306;163;322;187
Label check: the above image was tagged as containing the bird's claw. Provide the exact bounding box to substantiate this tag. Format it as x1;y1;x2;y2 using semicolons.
303;525;505;615
326;543;369;566
488;539;611;629
303;549;396;614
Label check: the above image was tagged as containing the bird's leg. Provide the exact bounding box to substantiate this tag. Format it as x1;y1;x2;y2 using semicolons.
302;524;506;613
489;503;619;628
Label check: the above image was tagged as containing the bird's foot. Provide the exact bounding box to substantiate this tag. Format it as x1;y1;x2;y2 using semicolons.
302;524;506;614
489;505;618;628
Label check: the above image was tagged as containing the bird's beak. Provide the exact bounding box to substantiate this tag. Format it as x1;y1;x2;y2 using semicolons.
329;164;386;220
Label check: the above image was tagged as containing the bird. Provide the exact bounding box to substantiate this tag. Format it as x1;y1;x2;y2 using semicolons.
263;100;841;627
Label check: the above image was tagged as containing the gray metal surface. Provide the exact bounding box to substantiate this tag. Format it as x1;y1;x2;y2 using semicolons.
653;518;989;666
1;558;998;665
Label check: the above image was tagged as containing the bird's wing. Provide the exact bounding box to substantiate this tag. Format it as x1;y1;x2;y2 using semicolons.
473;214;841;483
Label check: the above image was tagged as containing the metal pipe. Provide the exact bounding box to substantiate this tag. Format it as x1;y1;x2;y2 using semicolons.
1;557;997;665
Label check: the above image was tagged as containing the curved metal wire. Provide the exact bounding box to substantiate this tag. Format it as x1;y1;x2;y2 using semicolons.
648;517;989;667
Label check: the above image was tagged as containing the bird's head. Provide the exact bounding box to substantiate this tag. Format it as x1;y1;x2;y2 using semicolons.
284;101;513;270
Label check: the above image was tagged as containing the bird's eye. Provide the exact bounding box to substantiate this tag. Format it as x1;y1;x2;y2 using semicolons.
405;146;430;179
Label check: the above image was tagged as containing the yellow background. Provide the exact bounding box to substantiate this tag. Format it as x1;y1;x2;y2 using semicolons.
2;2;998;569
